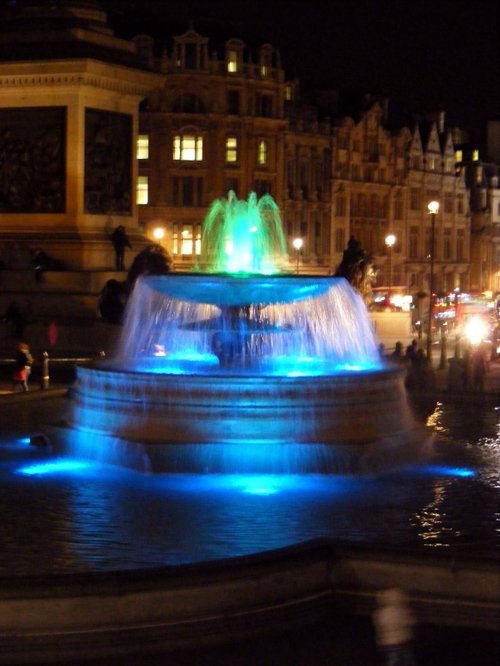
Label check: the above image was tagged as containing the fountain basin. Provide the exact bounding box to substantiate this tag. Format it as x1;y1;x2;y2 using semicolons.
68;363;420;472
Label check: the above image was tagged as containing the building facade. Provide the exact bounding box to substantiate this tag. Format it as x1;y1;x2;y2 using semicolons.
1;4;495;312
136;26;472;308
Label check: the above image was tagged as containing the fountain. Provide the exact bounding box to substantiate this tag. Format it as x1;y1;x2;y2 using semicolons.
68;192;420;472
1;193;497;664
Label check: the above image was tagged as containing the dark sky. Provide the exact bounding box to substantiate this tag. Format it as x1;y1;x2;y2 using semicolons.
110;1;497;135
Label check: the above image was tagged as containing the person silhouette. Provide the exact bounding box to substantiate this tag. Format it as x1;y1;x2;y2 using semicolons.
110;225;132;271
373;588;416;666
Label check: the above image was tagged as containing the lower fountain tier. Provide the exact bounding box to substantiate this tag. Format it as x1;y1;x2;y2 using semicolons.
69;365;420;463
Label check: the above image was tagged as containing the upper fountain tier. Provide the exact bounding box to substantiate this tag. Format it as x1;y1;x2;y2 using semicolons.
197;191;288;275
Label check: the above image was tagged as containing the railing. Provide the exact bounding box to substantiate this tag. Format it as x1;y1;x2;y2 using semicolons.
0;351;105;390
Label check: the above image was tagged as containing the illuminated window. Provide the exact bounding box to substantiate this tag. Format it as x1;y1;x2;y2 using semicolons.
455;150;463;162
226;137;238;162
173;135;203;161
136;134;149;160
227;50;238;73
172;223;202;256
472;149;479;161
285;84;293;101
136;176;148;205
257;140;268;165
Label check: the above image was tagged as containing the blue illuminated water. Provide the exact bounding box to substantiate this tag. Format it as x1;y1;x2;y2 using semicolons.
114;275;382;373
0;400;498;576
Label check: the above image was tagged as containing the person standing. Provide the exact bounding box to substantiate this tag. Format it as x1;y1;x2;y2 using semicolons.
373;588;416;666
12;342;33;392
111;225;132;271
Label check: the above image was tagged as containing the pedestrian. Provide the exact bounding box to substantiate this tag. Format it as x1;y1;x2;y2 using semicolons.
373;588;416;666
12;342;33;392
390;341;406;364
405;339;418;363
110;225;132;271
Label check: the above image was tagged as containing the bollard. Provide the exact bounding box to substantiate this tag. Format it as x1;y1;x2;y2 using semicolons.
40;351;50;389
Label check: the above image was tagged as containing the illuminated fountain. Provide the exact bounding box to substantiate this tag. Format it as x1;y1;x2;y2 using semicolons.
69;192;419;472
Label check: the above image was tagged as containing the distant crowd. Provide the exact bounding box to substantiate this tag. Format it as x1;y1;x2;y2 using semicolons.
383;338;488;393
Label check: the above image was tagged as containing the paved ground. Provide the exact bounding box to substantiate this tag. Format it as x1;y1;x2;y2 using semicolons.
71;613;499;666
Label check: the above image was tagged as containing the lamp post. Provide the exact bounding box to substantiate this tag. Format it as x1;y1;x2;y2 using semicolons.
385;233;396;300
426;201;439;363
293;237;303;274
153;226;165;244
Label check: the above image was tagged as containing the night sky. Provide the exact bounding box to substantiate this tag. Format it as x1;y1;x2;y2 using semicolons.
1;1;496;138
105;0;498;139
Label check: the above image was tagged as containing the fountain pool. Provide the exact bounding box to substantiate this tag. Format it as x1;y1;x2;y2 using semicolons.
1;397;498;576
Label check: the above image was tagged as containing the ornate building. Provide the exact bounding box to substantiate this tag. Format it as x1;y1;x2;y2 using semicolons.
0;2;487;309
135;26;472;305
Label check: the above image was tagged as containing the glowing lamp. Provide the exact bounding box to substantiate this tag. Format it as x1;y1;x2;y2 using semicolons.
153;227;165;240
464;316;488;346
293;238;303;274
428;200;440;215
385;234;396;297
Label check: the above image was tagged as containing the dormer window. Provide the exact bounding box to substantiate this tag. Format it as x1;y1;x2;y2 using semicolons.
227;50;239;73
225;39;245;74
258;44;273;77
173;30;208;70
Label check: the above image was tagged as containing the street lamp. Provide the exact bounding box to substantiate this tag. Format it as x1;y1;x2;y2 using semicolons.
385;233;396;300
293;237;303;274
153;226;165;243
426;200;439;363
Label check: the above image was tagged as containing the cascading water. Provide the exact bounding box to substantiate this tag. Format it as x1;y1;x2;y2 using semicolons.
69;192;420;472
